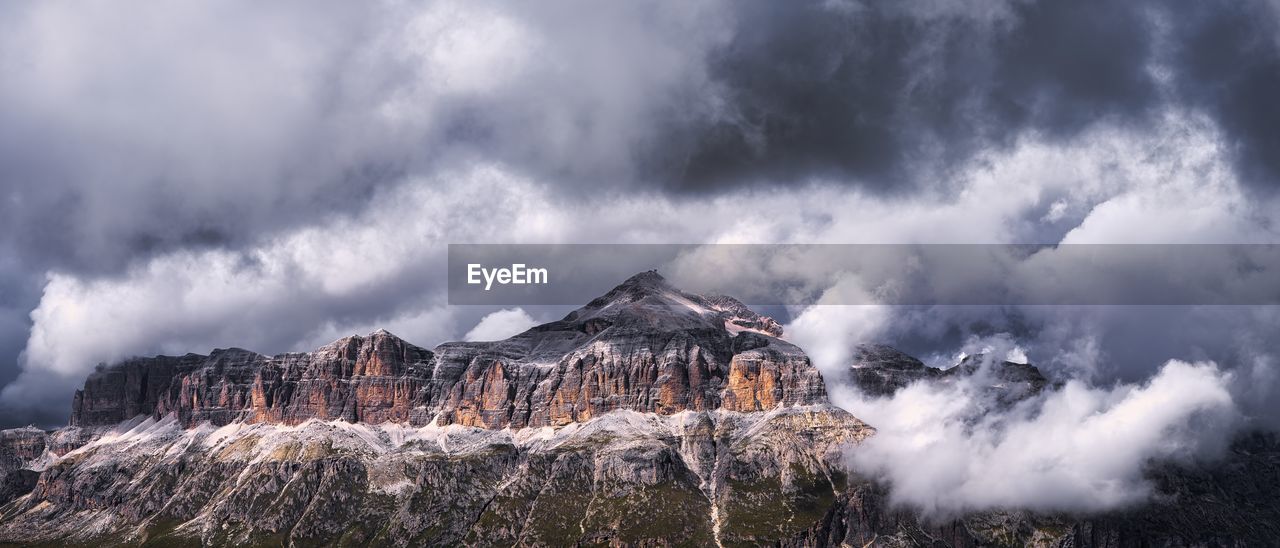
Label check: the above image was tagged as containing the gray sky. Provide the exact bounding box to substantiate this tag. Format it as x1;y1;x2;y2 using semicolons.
2;0;1280;427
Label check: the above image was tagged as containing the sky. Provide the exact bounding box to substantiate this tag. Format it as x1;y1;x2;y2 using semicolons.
1;0;1280;432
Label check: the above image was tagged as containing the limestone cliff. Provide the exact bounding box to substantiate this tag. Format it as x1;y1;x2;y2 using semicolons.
70;271;825;430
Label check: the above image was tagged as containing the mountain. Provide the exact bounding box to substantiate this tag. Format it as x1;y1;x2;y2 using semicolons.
0;272;1276;547
843;343;1048;404
0;272;867;546
69;270;823;430
843;344;943;397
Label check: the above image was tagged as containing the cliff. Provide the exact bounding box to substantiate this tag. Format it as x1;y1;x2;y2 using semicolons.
70;271;825;430
842;343;1048;402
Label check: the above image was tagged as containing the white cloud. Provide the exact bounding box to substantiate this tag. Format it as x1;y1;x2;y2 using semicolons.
0;166;567;413
0;0;734;271
835;359;1241;517
783;276;892;377
6;106;1280;427
464;308;539;342
404;2;537;96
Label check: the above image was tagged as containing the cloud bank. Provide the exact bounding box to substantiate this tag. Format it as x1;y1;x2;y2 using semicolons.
6;108;1280;426
831;356;1241;517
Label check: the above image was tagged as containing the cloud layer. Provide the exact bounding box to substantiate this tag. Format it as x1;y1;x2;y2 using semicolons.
833;356;1241;517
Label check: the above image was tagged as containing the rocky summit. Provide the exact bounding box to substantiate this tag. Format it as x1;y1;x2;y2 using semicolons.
842;344;1049;404
0;272;1277;547
69;270;825;430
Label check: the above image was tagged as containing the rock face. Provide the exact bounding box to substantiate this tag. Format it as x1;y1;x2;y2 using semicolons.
845;344;943;397
0;428;45;474
70;271;825;430
0;407;876;547
843;344;1048;403
2;415;1276;547
0;429;48;507
0;427;51;509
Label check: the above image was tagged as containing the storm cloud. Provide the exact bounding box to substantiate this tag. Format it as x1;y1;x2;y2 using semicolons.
2;0;1280;429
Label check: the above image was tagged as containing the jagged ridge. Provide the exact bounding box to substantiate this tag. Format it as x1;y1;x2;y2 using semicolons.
71;271;824;430
842;343;1048;400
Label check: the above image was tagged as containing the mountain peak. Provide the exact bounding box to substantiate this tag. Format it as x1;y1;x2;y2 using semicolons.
564;270;785;339
325;329;397;344
315;329;414;357
367;328;400;340
619;269;667;287
609;269;672;296
581;270;680;309
843;346;1049;400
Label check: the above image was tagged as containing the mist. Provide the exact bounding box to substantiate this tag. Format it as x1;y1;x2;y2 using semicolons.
788;317;1261;518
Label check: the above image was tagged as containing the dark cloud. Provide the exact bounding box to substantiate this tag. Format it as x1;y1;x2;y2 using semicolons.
0;312;28;388
0;1;717;279
0;257;40;398
2;0;1277;280
994;0;1159;130
658;0;1162;192
0;1;399;277
1168;0;1280;190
